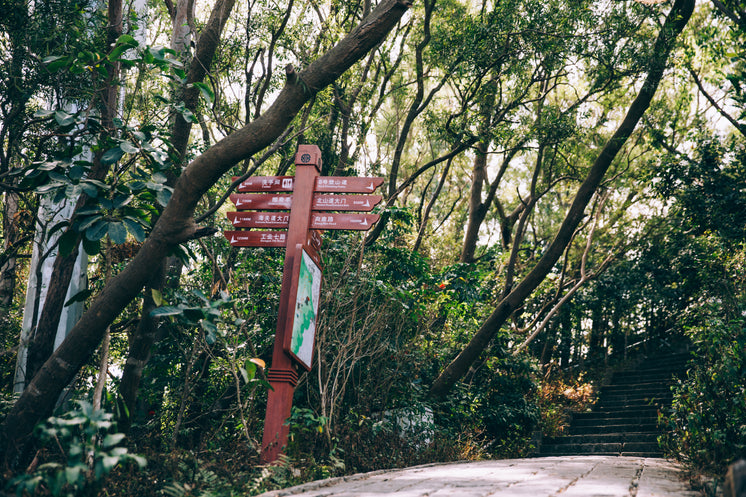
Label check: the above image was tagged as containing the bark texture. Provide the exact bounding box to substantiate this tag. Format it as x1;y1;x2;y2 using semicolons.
429;0;695;399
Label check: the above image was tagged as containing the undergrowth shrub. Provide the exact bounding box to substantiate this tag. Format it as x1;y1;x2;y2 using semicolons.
6;401;145;497
660;313;746;476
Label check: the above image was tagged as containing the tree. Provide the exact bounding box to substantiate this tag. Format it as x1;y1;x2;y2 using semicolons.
429;0;696;398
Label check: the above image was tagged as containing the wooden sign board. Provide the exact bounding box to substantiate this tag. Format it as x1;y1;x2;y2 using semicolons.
233;175;383;193
224;230;287;247
227;212;290;228
230;193;292;210
283;245;323;371
315;177;384;193
311;213;380;230
234;176;294;192
312;194;382;211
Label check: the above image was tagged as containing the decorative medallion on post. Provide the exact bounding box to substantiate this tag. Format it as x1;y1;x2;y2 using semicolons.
222;145;384;463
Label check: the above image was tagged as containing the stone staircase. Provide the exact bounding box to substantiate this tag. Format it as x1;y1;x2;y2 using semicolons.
539;350;690;457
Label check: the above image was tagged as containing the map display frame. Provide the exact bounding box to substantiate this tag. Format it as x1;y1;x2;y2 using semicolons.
283;245;322;370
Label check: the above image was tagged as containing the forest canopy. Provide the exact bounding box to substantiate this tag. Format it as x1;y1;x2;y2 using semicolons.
0;0;744;494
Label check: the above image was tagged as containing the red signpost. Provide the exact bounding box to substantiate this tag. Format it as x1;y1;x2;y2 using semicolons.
223;145;383;463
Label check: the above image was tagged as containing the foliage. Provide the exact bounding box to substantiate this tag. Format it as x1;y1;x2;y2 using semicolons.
660;311;746;476
6;401;145;497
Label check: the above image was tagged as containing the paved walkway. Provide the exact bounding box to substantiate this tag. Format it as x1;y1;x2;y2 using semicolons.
256;456;700;497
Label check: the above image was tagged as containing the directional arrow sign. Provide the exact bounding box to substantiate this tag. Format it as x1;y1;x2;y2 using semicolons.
227;212;290;228
234;176;294;192
311;194;382;212
314;177;384;193
230;193;292;210
310;213;380;230
224;230;287;247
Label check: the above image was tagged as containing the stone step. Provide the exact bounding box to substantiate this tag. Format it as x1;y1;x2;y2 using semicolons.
537;349;690;458
601;383;674;391
543;432;659;445
570;422;659;435
599;392;672;401
571;417;659;429
596;398;671;407
611;369;682;379
608;376;678;386
539;441;662;457
594;401;668;411
574;407;659;419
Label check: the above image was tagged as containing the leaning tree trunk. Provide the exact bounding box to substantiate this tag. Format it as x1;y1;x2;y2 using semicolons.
0;0;411;470
429;0;695;399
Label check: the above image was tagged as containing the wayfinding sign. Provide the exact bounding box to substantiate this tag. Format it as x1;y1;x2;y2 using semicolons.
223;145;384;464
312;194;381;211
233;175;384;193
315;176;384;193
227;212;380;231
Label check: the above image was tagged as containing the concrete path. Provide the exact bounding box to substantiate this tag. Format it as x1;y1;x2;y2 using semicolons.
256;456;700;497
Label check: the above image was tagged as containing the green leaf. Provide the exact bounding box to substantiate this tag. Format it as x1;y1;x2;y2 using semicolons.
108;222;128;244
116;34;139;47
82;236;101;256
183;308;204;322
65;288;92;307
34;108;55;118
112;193;133;209
156;188;172;207
151;289;165;307
202;320;217;344
150;306;182;318
58;229;79;257
44;55;71;72
96;63;109;78
102;455;120;472
151;172;168;184
122;217;146;242
120;140;139;154
191;82;215;103
65;465;83;485
77;214;104;231
103;433;126;448
101;147;124;165
54;110;74;126
85;220;109;241
81;181;100;197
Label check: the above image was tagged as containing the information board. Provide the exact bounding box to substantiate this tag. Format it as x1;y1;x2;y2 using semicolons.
283;245;322;370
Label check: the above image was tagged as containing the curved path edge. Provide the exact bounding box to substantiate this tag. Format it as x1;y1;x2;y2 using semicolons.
254;456;700;497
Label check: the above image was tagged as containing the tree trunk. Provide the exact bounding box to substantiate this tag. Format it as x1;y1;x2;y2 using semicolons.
428;0;695;399
0;193;20;307
460;140;489;263
0;0;411;469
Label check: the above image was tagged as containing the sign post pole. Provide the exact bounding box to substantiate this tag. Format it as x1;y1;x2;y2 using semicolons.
260;145;321;463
